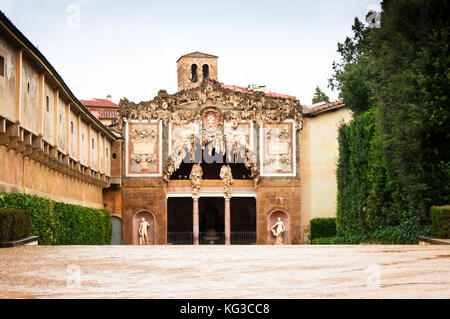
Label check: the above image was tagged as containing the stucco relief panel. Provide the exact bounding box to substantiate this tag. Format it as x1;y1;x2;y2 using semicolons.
260;120;296;176
126;120;162;177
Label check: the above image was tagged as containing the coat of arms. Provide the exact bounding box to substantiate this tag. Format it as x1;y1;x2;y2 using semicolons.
202;109;219;133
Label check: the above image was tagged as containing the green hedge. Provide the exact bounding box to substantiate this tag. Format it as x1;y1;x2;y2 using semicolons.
431;206;450;238
0;193;111;245
0;208;30;242
312;219;432;245
311;218;337;240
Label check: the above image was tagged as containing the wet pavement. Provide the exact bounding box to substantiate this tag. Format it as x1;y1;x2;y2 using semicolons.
0;245;449;299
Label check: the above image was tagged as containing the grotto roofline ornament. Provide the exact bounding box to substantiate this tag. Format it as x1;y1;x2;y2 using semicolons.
118;79;303;131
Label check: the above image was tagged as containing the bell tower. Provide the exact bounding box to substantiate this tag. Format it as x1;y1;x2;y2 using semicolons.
177;51;218;91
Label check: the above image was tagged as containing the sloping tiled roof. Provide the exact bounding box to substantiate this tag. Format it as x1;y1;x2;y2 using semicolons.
80;98;119;108
302;100;346;116
219;83;295;99
177;51;218;62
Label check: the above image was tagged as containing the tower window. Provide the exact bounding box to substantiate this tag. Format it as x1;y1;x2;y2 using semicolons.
191;64;198;83
71;121;74;134
92;138;95;149
46;96;50;112
203;64;209;80
0;55;4;77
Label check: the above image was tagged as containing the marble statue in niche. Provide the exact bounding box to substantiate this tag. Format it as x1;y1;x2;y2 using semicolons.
271;217;286;245
139;217;151;245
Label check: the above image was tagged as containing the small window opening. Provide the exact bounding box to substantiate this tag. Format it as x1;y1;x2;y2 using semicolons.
106;148;109;158
191;64;198;83
71;121;74;134
112;153;117;159
46;96;50;112
203;64;209;80
92;138;95;149
27;82;30;94
0;55;4;77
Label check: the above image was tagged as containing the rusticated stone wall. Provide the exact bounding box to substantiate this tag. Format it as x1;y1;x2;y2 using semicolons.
121;179;167;245
256;179;302;245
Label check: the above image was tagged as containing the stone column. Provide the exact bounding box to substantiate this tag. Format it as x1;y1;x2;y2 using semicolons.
225;197;231;245
193;197;199;245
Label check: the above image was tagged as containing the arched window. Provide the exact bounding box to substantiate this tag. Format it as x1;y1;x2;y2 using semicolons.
203;64;209;80
191;64;198;83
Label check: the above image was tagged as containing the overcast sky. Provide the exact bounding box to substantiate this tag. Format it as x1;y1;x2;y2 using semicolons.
1;0;381;105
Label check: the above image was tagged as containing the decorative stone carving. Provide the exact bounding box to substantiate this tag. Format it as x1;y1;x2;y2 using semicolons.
261;121;295;176
170;121;201;162
271;217;286;245
118;79;303;131
201;108;224;156
189;163;203;197
220;164;233;198
120;79;301;183
126;121;160;176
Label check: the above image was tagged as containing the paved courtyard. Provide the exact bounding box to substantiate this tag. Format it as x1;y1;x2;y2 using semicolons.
0;245;449;299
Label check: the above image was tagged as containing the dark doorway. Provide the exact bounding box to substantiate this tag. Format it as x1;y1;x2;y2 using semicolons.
167;197;193;244
231;197;256;244
199;197;225;245
111;216;123;245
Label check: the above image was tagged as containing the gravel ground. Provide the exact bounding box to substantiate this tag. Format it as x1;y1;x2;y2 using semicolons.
0;245;449;299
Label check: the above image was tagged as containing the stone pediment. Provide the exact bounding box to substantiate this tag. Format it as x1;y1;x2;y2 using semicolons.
118;79;303;131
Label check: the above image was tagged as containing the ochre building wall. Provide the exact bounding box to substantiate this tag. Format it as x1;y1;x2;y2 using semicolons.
300;108;353;221
0;13;116;210
0;146;104;208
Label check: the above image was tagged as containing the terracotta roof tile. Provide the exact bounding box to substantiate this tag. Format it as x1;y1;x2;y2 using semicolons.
177;51;219;62
303;100;346;116
219;83;295;99
80;98;119;108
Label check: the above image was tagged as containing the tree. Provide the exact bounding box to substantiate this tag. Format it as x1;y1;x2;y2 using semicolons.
333;0;449;243
311;86;330;104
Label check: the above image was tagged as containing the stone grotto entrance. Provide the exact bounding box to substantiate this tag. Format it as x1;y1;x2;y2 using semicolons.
167;197;256;245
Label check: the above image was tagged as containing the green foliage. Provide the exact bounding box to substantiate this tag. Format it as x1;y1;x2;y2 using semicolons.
311;86;330;104
0;193;111;245
430;206;450;238
333;0;449;244
0;208;30;242
310;218;336;240
312;219;431;245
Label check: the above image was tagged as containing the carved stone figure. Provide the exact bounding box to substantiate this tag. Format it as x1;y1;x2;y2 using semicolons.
271;217;285;245
220;164;233;198
139;217;151;245
190;163;203;197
